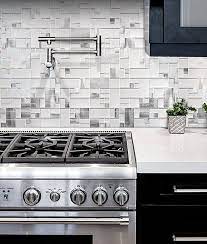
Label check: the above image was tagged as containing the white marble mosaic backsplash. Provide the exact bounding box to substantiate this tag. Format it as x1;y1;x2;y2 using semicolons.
0;0;207;128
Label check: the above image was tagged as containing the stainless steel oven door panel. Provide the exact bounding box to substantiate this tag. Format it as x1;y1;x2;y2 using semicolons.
0;211;136;244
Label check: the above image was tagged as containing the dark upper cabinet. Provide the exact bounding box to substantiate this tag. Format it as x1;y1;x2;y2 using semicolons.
145;0;207;56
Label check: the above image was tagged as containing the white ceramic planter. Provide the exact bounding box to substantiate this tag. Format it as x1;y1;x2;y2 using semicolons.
168;116;186;134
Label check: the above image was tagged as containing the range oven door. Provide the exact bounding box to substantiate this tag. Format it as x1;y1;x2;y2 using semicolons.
0;211;135;244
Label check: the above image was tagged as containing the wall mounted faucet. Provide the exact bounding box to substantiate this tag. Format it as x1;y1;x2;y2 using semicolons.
38;35;102;75
46;47;56;69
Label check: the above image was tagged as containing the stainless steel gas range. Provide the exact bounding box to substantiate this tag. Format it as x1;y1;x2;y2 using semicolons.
0;130;136;244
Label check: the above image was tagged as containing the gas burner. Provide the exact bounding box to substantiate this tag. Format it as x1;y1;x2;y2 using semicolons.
2;133;72;163
66;133;129;164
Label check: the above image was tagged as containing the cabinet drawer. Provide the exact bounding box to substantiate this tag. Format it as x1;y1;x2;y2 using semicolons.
138;174;207;205
140;206;207;244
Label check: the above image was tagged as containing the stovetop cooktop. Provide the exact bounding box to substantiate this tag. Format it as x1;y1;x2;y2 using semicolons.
0;132;129;164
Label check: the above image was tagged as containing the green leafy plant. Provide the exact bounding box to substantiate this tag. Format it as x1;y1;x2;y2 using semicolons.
166;99;196;116
203;103;207;113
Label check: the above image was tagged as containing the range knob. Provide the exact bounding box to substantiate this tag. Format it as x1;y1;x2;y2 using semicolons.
50;191;60;202
70;187;86;205
114;186;129;206
23;187;41;206
92;186;108;206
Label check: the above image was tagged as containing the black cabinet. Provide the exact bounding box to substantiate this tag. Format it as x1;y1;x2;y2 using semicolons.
141;206;207;244
145;0;207;56
138;174;207;244
138;174;207;205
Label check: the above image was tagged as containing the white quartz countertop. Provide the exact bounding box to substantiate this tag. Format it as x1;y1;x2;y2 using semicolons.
131;128;207;173
1;127;207;173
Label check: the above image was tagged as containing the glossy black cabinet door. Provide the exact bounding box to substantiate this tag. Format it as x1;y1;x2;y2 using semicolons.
141;206;207;244
145;0;207;56
138;174;207;205
164;0;207;43
138;174;207;244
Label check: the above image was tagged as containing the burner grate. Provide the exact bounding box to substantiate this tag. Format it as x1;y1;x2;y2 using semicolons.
66;133;129;164
0;132;129;164
2;133;72;163
0;133;18;161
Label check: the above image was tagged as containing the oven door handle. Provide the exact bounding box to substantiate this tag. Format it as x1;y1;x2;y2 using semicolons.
0;217;129;226
173;185;207;193
173;235;207;242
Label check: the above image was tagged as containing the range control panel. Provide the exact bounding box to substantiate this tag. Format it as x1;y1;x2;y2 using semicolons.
0;188;14;202
0;180;136;209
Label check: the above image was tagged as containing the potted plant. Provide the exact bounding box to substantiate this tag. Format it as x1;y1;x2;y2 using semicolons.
166;99;196;134
203;103;207;113
202;103;207;126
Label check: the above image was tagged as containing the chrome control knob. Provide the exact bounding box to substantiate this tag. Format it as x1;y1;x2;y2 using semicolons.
70;187;86;205
50;191;60;202
23;187;41;206
114;187;129;206
92;186;108;206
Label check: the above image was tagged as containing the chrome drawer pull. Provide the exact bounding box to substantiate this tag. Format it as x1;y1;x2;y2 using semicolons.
173;186;207;193
173;235;207;242
0;217;129;226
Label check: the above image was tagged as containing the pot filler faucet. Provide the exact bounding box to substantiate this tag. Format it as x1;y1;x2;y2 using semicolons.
46;47;55;70
38;35;102;72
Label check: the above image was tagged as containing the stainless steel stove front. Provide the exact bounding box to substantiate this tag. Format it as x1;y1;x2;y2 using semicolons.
0;130;137;244
0;178;136;244
0;211;136;244
0;179;136;209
